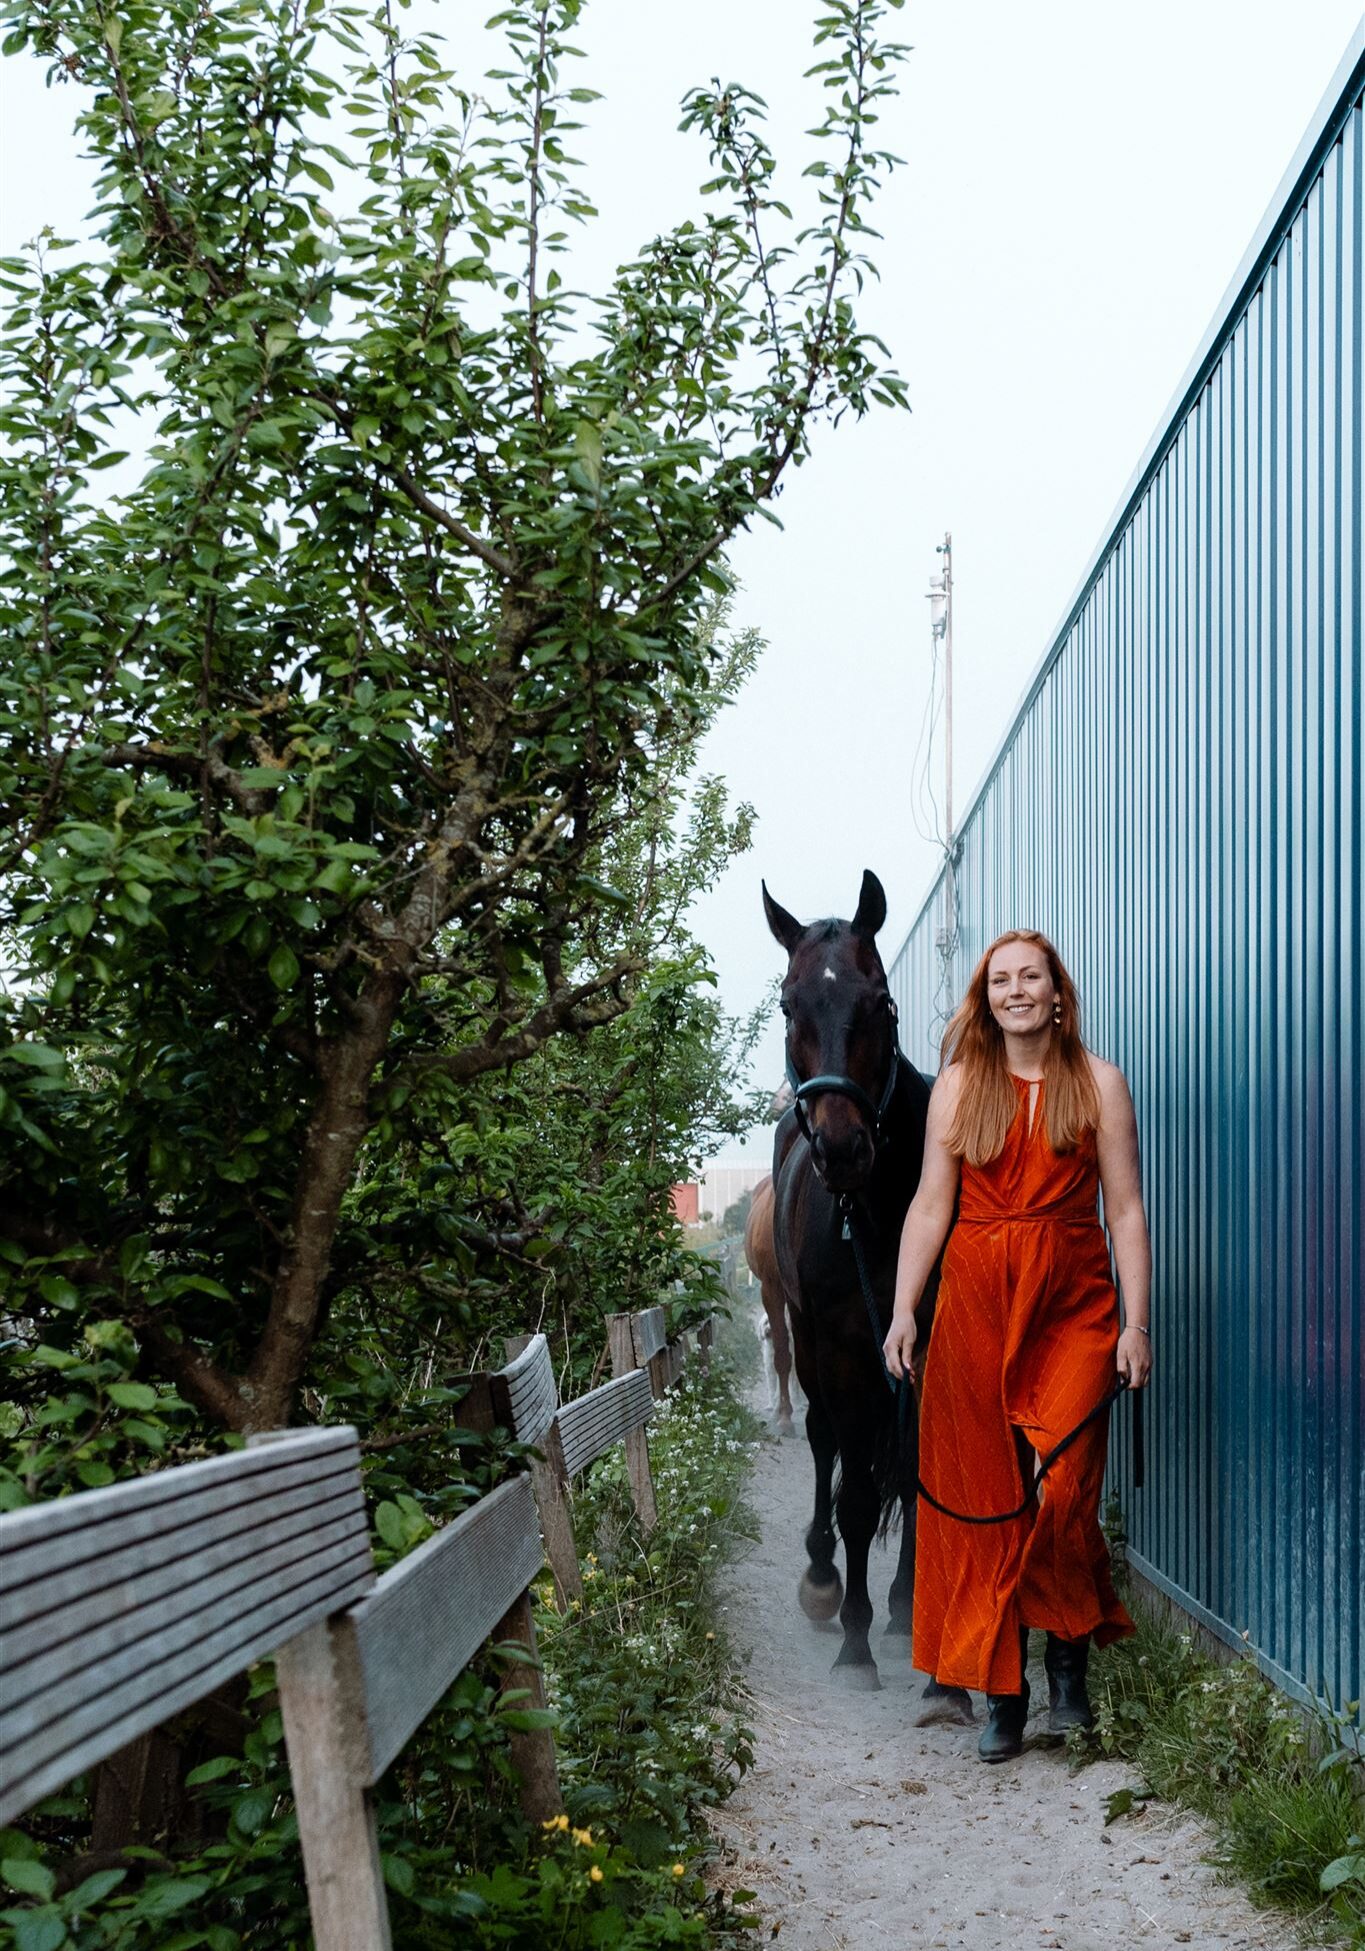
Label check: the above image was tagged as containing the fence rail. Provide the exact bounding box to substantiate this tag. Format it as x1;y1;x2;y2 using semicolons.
0;1307;716;1951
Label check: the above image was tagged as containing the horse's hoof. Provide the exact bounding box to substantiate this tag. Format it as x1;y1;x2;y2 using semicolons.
798;1570;844;1621
914;1679;976;1727
775;1414;796;1439
831;1659;882;1692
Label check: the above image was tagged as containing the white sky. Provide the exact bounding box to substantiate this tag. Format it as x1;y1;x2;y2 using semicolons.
3;2;1362;1157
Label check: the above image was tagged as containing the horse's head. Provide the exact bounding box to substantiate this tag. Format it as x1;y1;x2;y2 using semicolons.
763;869;898;1194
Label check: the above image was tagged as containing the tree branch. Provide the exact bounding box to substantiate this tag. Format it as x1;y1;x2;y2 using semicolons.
380;463;516;579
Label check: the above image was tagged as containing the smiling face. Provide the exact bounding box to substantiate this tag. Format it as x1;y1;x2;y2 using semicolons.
986;939;1060;1040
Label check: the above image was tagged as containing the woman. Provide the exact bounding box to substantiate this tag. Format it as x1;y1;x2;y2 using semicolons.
883;930;1152;1762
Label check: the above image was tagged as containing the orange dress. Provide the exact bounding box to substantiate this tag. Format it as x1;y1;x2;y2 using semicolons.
912;1076;1134;1695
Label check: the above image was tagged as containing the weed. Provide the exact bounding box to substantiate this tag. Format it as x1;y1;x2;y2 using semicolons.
1072;1607;1365;1946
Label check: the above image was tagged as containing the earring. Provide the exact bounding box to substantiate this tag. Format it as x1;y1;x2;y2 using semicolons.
1052;1000;1062;1026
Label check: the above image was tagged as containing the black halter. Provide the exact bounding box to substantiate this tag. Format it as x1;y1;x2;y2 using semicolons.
785;1010;904;1150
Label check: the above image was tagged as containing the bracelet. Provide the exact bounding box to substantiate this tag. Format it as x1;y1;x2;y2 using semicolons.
1127;1323;1151;1337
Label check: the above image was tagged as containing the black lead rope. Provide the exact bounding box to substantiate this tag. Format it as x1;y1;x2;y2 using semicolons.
842;1196;1145;1527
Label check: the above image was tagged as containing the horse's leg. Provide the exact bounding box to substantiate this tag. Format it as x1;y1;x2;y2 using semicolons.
765;1284;796;1436
885;1483;915;1637
830;1433;880;1687
792;1320;842;1622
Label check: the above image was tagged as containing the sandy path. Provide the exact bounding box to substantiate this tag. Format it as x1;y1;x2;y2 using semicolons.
712;1391;1291;1951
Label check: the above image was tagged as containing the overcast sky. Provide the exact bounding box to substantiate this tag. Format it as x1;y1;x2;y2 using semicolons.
2;2;1362;1157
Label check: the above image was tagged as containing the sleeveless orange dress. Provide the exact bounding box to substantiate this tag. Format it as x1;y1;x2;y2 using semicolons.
912;1075;1134;1695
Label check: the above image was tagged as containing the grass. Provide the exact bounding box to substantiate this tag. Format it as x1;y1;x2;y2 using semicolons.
1072;1547;1365;1947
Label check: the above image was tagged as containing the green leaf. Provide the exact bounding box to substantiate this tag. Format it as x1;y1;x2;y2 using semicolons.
374;1502;405;1551
184;1756;239;1787
106;1382;158;1412
29;1346;76;1371
10;1913;66;1951
1;1858;55;1900
382;1853;415;1896
267;945;300;991
1102;1787;1148;1825
135;1877;212;1919
3;1044;64;1071
76;1461;115;1489
574;419;603;489
497;1708;559;1733
65;1867;126;1906
230;1789;272;1835
1320;1852;1365;1892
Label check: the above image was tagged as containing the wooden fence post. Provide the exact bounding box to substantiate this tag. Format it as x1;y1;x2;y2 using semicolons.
698;1316;714;1376
232;1429;388;1951
606;1313;657;1535
275;1619;392;1951
504;1335;582;1610
491;1588;563;1824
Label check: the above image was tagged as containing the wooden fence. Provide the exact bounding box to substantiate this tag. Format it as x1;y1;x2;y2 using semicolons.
0;1307;716;1951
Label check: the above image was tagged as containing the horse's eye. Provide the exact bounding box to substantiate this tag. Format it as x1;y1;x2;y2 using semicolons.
779;1000;792;1020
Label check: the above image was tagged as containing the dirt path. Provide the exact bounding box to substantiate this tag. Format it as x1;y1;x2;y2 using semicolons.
712;1380;1291;1951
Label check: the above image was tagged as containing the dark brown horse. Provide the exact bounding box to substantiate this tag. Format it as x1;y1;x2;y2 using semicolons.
764;870;971;1716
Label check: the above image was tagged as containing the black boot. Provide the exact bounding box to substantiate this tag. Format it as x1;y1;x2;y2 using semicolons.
1044;1632;1094;1733
978;1628;1031;1763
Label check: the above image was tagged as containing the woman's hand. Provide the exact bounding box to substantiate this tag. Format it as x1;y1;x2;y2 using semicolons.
1117;1326;1152;1389
883;1309;917;1381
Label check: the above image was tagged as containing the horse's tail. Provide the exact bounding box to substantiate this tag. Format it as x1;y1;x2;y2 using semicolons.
874;1378;914;1540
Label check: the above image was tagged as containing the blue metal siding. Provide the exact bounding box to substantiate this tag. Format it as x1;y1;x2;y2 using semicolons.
889;50;1363;1714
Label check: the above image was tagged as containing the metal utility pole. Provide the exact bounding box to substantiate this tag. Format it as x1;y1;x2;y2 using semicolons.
926;531;953;848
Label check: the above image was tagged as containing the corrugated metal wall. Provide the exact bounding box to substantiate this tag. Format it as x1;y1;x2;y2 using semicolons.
888;44;1363;1715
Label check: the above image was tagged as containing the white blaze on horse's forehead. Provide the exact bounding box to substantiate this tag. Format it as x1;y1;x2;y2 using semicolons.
822;965;838;982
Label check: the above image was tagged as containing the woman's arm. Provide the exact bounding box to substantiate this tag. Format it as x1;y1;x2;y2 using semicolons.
883;1070;963;1379
1093;1060;1154;1388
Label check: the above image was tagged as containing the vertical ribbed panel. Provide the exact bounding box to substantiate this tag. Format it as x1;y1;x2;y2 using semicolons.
889;65;1362;1715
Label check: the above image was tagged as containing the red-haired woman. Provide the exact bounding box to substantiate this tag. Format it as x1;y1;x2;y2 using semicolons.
884;931;1152;1762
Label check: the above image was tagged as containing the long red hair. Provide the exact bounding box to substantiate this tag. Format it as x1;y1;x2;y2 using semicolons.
941;930;1101;1165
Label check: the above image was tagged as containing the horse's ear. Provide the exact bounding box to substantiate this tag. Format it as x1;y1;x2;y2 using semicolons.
763;881;805;955
851;869;887;939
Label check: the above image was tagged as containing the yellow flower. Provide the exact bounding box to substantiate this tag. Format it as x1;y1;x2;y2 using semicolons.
541;1813;570;1832
571;1826;594;1848
672;1863;685;1878
705;1631;715;1641
589;1865;604;1883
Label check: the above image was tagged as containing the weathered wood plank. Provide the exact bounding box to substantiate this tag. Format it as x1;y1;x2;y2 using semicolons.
12;1504;367;1698
629;1307;666;1366
5;1470;363;1654
606;1317;657;1535
3;1523;373;1755
499;1334;557;1445
1;1535;373;1827
501;1336;580;1605
0;1427;356;1561
276;1617;393;1951
1;1439;359;1603
346;1474;544;1783
557;1371;654;1481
